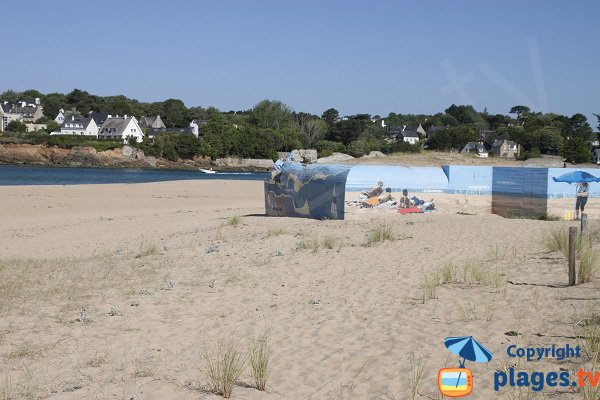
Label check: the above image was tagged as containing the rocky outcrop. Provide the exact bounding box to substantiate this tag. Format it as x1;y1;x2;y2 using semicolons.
0;144;152;168
0;143;270;171
316;152;355;163
213;157;274;170
277;149;318;163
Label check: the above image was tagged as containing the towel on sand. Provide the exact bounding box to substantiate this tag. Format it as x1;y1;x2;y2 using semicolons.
398;206;424;215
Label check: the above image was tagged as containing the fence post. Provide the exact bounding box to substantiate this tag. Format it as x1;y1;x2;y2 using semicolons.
568;227;577;286
581;213;588;236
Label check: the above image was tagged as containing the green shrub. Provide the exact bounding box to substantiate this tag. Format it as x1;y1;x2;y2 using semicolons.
314;140;346;158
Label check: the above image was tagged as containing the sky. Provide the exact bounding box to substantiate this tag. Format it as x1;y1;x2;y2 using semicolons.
1;0;599;124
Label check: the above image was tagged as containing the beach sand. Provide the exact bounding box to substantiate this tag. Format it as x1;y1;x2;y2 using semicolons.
0;181;598;399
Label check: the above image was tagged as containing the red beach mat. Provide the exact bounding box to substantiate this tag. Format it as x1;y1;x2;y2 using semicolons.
398;206;424;215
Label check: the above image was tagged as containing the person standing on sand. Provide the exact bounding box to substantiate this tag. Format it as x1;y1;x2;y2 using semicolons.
575;182;589;220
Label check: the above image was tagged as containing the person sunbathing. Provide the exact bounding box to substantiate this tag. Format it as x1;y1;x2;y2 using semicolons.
399;189;413;208
361;181;384;198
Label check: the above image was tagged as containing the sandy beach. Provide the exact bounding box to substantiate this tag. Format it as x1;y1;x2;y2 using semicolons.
1;180;599;399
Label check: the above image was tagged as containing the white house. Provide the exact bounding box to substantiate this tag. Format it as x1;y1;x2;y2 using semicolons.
98;115;144;143
0;103;22;132
51;116;98;137
189;119;207;137
399;131;419;144
55;109;66;124
461;142;488;158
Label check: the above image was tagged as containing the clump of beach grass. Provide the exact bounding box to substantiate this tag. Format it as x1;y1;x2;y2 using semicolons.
544;227;599;283
421;260;505;303
578;241;599;284
462;260;503;288
458;303;476;322
532;287;540;311
543;227;569;256
438;263;457;284
409;353;426;400
226;215;241;227
0;368;14;400
578;307;600;360
265;228;287;238
204;340;246;398
297;238;320;253
136;241;160;258
421;271;440;303
249;335;271;391
488;243;507;261
321;235;341;250
365;224;394;246
485;303;495;322
296;235;342;252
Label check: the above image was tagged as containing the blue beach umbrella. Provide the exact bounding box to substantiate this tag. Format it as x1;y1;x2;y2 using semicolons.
552;171;600;184
444;336;493;388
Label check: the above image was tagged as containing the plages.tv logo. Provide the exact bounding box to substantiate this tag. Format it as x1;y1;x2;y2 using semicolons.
438;336;493;397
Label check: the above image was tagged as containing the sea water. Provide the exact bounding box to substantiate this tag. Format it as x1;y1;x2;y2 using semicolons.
0;165;269;186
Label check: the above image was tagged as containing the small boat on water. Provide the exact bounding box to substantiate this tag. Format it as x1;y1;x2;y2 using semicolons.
199;168;217;174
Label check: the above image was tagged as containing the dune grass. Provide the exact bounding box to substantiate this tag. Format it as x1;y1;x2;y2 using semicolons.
226;215;241;227
297;235;342;252
265;228;287;238
249;335;271;391
136;241;159;258
421;272;439;303
365;224;394;246
204;340;246;398
408;353;426;400
578;241;599;284
297;238;320;253
544;227;599;284
574;305;600;400
543;227;570;257
421;260;505;303
321;235;341;250
0;369;14;400
462;260;504;288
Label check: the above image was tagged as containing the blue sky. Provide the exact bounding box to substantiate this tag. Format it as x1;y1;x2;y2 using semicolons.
2;0;598;124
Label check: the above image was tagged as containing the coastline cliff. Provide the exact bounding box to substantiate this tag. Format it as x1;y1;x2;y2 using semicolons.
0;144;274;171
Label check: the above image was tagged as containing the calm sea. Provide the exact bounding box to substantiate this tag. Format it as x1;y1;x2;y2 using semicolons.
0;165;269;186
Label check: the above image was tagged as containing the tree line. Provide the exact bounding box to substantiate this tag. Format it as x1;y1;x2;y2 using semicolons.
1;89;598;163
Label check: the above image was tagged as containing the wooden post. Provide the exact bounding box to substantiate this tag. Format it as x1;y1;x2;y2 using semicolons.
581;213;588;236
568;227;577;286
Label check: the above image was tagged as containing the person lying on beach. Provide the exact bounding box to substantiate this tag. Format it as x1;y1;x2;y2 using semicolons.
361;181;384;198
359;188;395;207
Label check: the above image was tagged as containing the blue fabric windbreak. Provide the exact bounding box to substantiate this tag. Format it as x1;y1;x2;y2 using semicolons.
491;167;548;217
446;166;492;194
345;165;449;192
264;162;351;220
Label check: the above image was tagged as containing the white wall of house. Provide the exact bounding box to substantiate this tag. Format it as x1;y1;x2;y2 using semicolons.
190;121;199;137
403;136;419;145
51;119;99;137
123;118;144;143
0;112;23;132
25;123;48;132
55;109;65;124
99;117;144;143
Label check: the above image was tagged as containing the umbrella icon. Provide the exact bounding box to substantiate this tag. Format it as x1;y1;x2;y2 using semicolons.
552;171;600;184
444;336;493;389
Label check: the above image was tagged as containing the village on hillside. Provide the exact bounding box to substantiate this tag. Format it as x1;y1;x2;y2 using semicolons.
1;90;599;166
